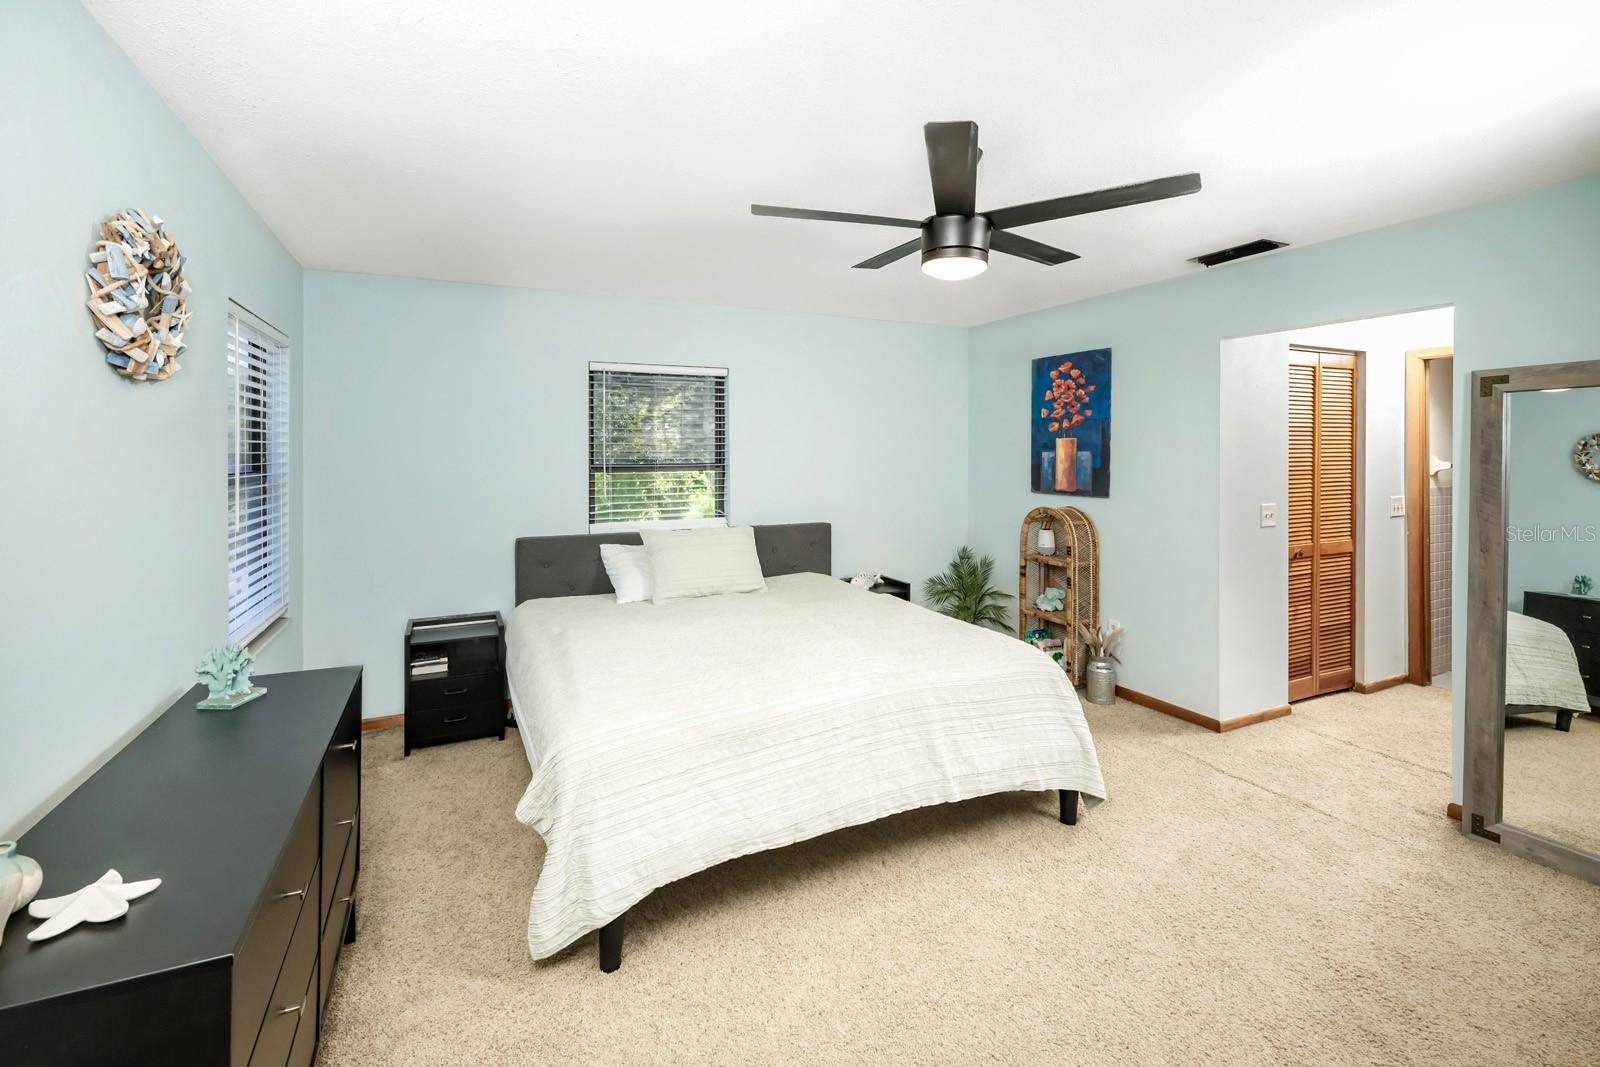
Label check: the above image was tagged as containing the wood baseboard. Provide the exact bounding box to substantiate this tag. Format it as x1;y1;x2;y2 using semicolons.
1115;685;1222;731
1355;674;1410;695
1447;802;1462;822
1114;686;1291;733
1220;705;1293;731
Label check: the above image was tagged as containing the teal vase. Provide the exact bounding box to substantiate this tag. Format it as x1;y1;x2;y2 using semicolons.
0;840;44;949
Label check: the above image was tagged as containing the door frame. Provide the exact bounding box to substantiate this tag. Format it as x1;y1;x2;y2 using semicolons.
1405;346;1454;685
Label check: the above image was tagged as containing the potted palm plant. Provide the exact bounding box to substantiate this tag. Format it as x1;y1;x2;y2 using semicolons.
923;546;1011;631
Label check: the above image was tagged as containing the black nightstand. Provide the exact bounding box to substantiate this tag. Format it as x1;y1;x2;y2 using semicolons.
404;612;507;755
841;575;911;601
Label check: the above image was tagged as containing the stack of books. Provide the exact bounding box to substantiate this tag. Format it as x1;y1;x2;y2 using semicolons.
410;652;449;678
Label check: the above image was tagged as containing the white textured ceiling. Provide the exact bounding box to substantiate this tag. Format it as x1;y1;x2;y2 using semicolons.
86;0;1600;327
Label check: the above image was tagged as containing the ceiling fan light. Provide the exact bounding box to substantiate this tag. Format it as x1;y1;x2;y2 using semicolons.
920;247;988;281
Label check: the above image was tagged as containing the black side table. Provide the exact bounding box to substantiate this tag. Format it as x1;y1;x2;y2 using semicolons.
404;612;506;755
840;575;912;601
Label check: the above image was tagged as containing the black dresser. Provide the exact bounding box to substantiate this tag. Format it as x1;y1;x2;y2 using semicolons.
1524;591;1600;709
0;667;362;1067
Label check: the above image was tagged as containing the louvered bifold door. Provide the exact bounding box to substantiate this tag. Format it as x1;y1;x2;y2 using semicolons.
1288;353;1358;701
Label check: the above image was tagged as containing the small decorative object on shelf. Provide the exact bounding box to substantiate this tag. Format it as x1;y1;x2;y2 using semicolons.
1019;506;1100;684
85;209;191;382
1024;634;1067;669
1574;575;1594;597
25;869;161;943
0;841;43;950
923;547;1011;630
195;643;266;709
1078;621;1124;705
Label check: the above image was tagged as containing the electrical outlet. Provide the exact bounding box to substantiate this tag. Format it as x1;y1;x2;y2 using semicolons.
1260;503;1278;528
1390;495;1406;517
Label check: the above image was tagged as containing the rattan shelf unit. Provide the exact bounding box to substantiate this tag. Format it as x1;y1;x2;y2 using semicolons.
1019;506;1100;684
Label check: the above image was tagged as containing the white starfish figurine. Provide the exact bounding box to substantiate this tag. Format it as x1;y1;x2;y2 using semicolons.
26;869;161;942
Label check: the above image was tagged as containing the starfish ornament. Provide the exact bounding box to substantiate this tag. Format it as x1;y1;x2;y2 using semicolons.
26;869;161;942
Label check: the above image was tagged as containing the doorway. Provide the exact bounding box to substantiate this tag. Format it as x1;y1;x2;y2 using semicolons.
1405;347;1454;687
1288;347;1358;701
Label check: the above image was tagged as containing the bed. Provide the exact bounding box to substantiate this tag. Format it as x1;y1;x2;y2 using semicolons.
1505;609;1591;731
507;523;1106;970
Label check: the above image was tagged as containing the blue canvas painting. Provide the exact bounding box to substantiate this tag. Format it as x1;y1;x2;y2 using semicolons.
1031;348;1111;497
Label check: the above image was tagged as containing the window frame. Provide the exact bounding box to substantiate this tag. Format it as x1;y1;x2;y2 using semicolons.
226;301;291;649
587;361;729;532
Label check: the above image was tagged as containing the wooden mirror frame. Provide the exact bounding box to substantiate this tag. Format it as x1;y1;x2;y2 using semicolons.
1464;358;1600;882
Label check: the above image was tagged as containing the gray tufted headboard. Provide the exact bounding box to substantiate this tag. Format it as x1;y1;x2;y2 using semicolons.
514;523;832;604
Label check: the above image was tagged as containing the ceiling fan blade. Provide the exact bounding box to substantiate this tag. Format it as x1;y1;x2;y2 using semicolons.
984;172;1202;231
924;121;979;217
990;230;1080;266
852;238;922;270
752;204;921;229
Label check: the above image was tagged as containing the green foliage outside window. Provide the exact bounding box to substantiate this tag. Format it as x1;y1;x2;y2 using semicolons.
590;368;725;524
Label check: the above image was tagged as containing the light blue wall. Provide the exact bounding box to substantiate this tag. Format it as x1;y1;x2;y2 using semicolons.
967;176;1600;802
0;0;304;836
8;0;1597;829
1507;388;1600;611
301;271;969;716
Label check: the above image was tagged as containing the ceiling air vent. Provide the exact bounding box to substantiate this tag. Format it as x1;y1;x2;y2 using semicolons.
1190;239;1287;268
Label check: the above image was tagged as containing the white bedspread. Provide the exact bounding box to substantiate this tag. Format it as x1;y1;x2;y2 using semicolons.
506;571;1106;959
1506;610;1590;713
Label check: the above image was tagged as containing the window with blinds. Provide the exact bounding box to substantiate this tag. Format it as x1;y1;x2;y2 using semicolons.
589;362;728;530
227;305;291;646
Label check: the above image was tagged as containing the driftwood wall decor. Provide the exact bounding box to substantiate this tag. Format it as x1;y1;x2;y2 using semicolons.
85;209;190;382
1574;432;1600;482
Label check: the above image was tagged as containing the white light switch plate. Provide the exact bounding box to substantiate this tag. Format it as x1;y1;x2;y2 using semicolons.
1390;495;1406;517
1260;503;1278;528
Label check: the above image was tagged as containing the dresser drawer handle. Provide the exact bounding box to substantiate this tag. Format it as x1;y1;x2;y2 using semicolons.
442;685;469;696
338;894;355;904
274;888;307;901
442;713;468;724
333;818;355;827
275;1002;304;1017
333;741;358;752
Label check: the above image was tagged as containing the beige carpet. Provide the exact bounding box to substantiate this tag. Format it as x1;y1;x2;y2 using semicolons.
1504;708;1600;855
319;686;1600;1066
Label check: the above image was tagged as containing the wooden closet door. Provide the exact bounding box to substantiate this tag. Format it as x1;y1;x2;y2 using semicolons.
1287;352;1357;701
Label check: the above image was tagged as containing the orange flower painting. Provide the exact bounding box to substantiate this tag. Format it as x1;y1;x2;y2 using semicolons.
1031;348;1111;497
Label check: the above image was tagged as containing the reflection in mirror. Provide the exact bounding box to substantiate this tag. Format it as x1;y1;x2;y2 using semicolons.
1503;386;1600;852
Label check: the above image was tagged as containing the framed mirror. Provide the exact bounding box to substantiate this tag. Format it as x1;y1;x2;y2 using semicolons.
1464;358;1600;881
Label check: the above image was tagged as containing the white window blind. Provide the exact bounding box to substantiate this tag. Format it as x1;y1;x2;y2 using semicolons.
589;362;728;530
227;305;291;646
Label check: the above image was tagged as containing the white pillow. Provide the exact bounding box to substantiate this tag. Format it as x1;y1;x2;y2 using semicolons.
641;526;767;602
599;543;653;604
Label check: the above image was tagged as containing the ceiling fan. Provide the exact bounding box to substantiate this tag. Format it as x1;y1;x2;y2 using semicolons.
752;121;1201;281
